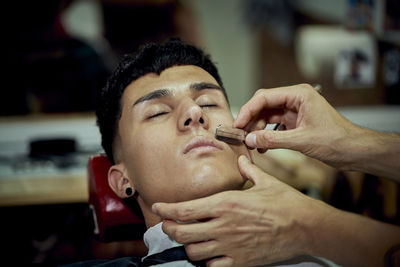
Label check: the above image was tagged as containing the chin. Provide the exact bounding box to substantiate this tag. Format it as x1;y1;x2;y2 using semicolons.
186;177;245;201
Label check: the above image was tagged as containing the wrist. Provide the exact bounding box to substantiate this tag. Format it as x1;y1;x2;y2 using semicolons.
304;203;400;266
316;117;363;170
336;124;368;171
304;204;355;264
333;122;387;172
340;127;400;178
297;197;339;257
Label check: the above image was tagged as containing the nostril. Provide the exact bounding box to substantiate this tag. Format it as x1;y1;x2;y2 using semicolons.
184;118;191;126
199;117;204;124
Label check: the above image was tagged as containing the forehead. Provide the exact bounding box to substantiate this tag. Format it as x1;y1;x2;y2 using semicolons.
122;65;220;106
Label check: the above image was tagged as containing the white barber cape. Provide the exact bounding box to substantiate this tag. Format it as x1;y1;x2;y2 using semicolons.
142;223;339;267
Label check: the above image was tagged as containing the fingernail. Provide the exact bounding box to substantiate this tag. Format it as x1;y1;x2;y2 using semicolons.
246;133;256;147
239;155;250;164
152;203;159;214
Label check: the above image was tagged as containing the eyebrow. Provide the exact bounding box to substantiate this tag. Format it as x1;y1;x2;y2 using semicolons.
133;82;222;106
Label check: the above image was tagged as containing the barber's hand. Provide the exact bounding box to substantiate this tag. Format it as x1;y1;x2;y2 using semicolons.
152;155;332;267
234;84;358;169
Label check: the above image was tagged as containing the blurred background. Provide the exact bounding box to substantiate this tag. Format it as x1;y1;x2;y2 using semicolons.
1;0;399;265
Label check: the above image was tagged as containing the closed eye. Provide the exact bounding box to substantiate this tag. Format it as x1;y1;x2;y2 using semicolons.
200;104;217;108
148;111;168;119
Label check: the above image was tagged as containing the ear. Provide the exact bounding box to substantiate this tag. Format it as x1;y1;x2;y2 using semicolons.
108;163;135;198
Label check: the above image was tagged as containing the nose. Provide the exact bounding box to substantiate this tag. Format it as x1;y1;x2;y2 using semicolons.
178;101;209;132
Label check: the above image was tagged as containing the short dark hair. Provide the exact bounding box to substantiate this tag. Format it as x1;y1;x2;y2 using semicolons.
96;38;227;164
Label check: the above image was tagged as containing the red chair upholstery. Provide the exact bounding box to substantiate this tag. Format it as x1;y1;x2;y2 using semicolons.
88;154;146;242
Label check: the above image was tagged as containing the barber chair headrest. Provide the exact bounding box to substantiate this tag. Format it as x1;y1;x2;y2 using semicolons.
88;154;146;242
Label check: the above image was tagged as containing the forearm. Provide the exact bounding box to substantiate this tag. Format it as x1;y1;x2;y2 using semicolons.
339;126;400;181
306;202;400;267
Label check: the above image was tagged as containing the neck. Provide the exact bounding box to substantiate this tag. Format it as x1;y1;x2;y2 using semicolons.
137;197;163;228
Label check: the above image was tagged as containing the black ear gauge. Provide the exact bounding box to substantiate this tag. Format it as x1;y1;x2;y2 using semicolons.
125;187;133;196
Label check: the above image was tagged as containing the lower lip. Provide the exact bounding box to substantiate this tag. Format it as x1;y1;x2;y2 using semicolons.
187;146;221;155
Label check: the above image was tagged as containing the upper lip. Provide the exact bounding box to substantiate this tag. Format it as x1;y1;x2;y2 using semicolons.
183;135;223;154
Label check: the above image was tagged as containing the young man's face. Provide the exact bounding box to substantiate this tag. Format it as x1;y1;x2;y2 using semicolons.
111;65;250;226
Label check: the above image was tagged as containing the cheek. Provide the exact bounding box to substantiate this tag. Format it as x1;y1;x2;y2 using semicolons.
208;112;234;131
123;132;170;183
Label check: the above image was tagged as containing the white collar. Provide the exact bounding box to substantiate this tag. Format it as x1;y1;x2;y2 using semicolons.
143;222;182;257
142;223;331;267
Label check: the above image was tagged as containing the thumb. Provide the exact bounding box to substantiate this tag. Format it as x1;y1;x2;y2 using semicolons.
245;128;306;151
238;155;275;187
